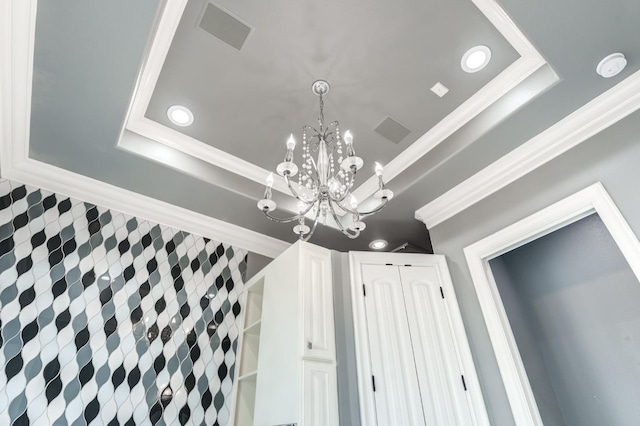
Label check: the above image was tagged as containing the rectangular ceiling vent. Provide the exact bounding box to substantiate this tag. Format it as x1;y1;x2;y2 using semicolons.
374;116;411;144
198;2;253;51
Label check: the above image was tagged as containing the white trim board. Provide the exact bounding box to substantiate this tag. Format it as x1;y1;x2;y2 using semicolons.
463;182;640;425
0;0;288;258
415;69;640;229
349;251;490;426
0;0;36;168
3;158;289;258
123;0;550;203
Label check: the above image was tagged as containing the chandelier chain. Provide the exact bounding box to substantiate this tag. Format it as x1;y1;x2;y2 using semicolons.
318;92;324;131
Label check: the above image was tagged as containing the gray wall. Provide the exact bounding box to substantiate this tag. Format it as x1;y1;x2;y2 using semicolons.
245;252;272;281
331;251;362;426
491;213;640;425
489;257;567;426
429;108;640;425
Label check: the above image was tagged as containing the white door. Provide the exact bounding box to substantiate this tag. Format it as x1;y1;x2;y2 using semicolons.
400;266;474;425
362;264;426;426
302;360;339;426
301;244;335;361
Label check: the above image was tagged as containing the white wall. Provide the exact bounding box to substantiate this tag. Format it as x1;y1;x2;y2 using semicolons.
331;251;362;426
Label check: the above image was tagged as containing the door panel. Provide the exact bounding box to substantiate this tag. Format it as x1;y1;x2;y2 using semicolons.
302;247;335;361
400;266;474;426
362;264;426;426
302;361;339;426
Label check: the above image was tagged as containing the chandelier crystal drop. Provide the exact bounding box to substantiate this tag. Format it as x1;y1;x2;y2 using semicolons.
257;80;393;241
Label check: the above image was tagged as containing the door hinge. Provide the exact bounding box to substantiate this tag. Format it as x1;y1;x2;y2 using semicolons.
372;375;377;392
461;375;467;391
404;264;412;267
363;284;366;296
440;286;445;299
385;263;393;266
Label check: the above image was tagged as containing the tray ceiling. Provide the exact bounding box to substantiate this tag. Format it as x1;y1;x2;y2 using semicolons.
144;0;519;173
14;0;639;255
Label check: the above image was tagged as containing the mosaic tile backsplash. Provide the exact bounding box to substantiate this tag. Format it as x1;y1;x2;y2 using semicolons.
0;178;247;425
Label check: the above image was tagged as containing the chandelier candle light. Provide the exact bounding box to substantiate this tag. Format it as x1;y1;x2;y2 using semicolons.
257;80;393;241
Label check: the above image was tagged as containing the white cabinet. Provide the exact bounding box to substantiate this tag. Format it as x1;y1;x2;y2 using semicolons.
350;252;490;426
302;361;339;426
301;243;335;361
231;241;338;426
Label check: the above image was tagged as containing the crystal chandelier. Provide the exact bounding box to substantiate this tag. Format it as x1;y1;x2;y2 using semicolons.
257;80;393;241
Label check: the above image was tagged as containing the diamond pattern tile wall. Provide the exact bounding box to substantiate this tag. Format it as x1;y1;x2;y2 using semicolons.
0;178;247;425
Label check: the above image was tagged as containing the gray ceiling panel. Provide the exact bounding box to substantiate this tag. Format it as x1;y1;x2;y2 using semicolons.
146;0;519;172
25;0;640;254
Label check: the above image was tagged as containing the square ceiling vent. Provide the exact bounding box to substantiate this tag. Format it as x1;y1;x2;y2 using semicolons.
198;2;253;51
374;116;411;144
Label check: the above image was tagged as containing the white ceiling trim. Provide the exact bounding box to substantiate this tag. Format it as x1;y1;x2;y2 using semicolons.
415;69;640;228
125;0;187;130
4;157;289;258
469;0;540;56
122;0;292;194
122;0;550;202
352;0;550;201
125;116;290;194
0;0;288;259
351;55;545;201
0;0;36;169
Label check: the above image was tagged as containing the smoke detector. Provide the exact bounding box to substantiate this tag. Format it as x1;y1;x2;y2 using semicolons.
596;53;627;78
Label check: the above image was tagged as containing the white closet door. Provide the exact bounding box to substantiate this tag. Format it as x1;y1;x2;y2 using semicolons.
362;264;426;426
399;266;474;425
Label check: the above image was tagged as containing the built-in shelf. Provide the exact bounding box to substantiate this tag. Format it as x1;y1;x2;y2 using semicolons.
239;332;260;376
244;278;264;326
234;373;258;426
233;275;266;426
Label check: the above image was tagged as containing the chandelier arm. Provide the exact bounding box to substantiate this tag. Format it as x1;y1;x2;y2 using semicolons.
327;199;360;239
299;205;322;242
262;209;304;224
303;125;320;135
324;122;339;141
261;187;318;223
330;190;352;205
284;173;317;204
333;195;390;218
355;197;391;218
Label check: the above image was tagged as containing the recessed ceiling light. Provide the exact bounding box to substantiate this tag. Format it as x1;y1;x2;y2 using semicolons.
167;105;194;126
461;45;491;73
369;239;388;250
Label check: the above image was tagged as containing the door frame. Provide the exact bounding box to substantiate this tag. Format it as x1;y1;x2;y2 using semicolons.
349;251;490;425
463;182;640;426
